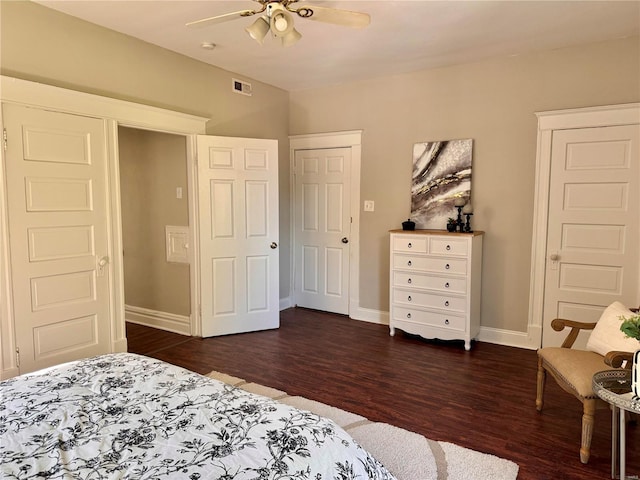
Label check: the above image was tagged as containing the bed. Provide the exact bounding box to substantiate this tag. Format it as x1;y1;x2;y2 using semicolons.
0;353;396;479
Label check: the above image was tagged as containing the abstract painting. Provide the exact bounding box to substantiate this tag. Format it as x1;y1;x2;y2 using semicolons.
411;139;473;229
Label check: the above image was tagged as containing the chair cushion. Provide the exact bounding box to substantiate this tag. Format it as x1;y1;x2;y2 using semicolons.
538;347;609;399
586;301;640;356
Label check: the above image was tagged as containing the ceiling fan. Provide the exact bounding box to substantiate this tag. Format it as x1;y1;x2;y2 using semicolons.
186;0;371;47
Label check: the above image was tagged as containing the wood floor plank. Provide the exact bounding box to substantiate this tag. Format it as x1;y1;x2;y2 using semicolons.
126;307;639;480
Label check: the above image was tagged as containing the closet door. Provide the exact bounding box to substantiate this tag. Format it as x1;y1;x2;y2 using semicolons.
541;123;640;348
293;147;351;315
3;104;112;373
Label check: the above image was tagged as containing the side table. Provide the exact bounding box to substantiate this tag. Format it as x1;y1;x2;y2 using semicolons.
593;370;640;480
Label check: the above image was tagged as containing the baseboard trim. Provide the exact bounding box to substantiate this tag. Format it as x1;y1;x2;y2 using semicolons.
351;307;537;349
279;296;293;311
125;305;191;336
112;338;128;353
1;366;20;380
350;306;390;325
477;326;538;350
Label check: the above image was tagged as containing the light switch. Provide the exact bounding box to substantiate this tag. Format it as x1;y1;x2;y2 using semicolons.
176;187;183;199
364;200;375;212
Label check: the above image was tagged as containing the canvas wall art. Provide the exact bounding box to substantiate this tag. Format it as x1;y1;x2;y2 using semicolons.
411;139;473;229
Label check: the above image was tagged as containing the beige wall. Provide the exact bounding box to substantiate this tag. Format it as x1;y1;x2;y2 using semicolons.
0;0;291;299
119;127;190;316
290;36;640;333
2;1;639;338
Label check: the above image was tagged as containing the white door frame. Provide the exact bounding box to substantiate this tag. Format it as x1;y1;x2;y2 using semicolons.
528;103;640;349
0;76;208;378
289;131;362;317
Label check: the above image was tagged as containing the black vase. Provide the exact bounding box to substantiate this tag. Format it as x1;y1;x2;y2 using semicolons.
402;219;415;231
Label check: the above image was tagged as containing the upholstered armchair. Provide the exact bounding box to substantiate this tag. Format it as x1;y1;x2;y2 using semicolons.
536;303;638;464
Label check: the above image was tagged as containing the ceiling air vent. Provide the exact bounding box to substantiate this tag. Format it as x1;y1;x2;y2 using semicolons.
232;78;252;96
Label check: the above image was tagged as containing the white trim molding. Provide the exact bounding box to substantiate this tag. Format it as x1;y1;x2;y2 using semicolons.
125;305;191;336
477;326;538;350
279;296;294;311
289;130;363;318
0;76;208;134
528;103;640;349
0;109;18;379
351;307;389;326
536;103;640;131
351;306;537;349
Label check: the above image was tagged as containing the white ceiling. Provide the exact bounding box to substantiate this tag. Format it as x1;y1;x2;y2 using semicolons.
35;0;640;92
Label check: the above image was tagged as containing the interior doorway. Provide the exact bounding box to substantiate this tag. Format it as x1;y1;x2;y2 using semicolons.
118;127;192;335
289;131;362;318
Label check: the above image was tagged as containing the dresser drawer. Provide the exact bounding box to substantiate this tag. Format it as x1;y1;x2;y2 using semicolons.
393;271;467;294
393;306;466;332
392;236;427;253
392;254;467;275
393;288;466;312
430;237;468;257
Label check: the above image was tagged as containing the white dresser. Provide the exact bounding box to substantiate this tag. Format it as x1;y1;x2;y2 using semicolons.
389;230;483;350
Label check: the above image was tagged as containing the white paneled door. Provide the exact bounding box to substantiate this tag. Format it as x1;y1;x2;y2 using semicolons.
542;124;640;347
294;148;351;314
197;136;279;336
3;104;112;373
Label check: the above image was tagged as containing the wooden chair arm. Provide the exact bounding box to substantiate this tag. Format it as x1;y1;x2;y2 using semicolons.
551;318;597;349
604;351;634;370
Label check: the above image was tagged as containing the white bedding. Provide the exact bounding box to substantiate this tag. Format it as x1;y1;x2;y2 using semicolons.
0;353;396;479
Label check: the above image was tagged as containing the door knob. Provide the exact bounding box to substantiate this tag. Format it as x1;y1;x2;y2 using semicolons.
341;237;349;244
97;256;109;277
270;242;278;249
550;253;559;261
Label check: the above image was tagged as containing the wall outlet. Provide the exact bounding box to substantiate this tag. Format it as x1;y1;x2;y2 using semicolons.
364;200;375;212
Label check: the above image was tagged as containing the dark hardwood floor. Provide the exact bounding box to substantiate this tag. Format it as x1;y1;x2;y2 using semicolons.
127;307;639;480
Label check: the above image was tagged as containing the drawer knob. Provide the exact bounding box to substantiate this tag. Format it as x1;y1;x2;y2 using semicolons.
408;242;412;248
445;319;450;325
445;300;450;307
407;260;412;267
408;295;412;302
407;313;411;319
407;278;412;284
445;263;450;270
445;282;450;288
446;245;451;250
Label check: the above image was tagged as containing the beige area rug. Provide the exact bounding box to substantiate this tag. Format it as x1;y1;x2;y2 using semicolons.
206;370;519;480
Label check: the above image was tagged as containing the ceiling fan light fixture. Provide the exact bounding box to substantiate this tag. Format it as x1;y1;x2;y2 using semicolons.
245;16;270;44
281;27;302;47
270;10;294;37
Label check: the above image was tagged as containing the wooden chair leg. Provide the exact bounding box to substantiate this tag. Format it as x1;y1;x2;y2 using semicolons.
580;399;596;464
536;356;546;412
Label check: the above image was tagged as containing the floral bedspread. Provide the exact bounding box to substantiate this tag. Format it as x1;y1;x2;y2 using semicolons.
0;353;395;480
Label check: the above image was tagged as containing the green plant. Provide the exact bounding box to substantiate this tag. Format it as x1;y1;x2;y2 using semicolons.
447;217;456;224
620;314;640;341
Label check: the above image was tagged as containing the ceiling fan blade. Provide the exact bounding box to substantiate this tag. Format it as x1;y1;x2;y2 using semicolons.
186;9;256;28
297;4;370;28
